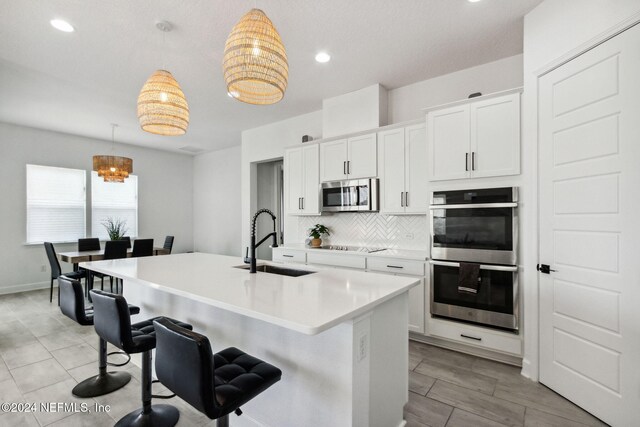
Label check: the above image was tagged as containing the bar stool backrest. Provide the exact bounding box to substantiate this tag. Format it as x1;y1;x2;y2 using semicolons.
59;276;92;326
91;290;134;351
154;318;218;418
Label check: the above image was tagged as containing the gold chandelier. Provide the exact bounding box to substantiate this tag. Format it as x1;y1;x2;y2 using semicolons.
137;21;189;136
223;8;288;105
93;124;133;183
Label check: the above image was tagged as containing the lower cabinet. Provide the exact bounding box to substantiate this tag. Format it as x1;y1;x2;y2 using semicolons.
272;248;426;334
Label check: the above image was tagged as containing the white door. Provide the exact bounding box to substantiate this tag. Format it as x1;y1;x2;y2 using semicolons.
347;133;377;179
470;93;521;178
538;24;640;427
427;105;470;181
378;128;405;214
301;145;320;215
404;123;428;214
284;147;303;215
320;138;347;182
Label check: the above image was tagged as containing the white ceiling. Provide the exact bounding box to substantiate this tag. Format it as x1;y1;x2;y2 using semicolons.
0;0;542;154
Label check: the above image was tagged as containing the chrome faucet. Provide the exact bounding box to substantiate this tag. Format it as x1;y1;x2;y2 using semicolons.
245;208;279;273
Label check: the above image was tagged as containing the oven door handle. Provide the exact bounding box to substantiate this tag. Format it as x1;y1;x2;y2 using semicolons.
429;202;517;209
429;260;518;272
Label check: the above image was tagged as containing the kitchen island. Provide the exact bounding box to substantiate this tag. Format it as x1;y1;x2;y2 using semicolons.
81;252;420;427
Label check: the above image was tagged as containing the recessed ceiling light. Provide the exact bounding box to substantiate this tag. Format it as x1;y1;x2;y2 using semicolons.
315;52;331;63
50;19;75;32
468;0;482;3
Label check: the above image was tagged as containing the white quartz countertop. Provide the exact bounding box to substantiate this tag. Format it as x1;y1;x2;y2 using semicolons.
81;252;420;336
276;244;429;261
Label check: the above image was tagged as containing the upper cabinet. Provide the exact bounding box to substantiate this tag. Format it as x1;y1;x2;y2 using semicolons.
320;133;377;182
284;144;320;216
427;91;521;181
378;123;428;214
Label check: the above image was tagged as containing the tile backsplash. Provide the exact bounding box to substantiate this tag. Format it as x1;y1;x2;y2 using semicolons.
297;213;428;250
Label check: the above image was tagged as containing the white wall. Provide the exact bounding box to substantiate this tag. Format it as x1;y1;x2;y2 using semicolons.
520;0;640;380
388;55;523;123
0;122;194;293
193;145;241;256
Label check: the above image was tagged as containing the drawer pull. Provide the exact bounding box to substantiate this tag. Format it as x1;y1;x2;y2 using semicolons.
386;265;404;269
460;334;482;342
282;255;294;258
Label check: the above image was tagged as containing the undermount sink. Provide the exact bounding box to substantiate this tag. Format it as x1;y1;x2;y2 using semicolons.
234;264;316;277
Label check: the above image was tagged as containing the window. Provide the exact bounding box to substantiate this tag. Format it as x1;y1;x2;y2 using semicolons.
91;172;138;240
26;164;86;243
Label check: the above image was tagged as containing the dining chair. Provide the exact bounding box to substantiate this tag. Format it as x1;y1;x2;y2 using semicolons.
163;236;174;254
44;242;84;304
120;236;132;249
78;238;101;296
132;239;154;258
90;240;128;294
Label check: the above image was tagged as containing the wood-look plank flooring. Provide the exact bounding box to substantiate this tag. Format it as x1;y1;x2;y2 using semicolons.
407;340;609;427
0;289;608;426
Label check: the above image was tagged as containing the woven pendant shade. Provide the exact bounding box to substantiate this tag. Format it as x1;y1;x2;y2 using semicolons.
223;9;288;105
137;70;189;136
93;155;133;183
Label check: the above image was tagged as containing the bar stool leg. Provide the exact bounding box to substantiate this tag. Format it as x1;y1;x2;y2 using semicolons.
115;350;179;427
72;338;131;397
216;415;229;427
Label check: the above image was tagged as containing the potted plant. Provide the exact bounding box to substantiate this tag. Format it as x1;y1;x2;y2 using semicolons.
102;217;128;240
308;224;330;248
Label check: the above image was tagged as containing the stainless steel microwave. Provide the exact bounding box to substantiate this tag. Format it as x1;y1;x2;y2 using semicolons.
321;179;379;212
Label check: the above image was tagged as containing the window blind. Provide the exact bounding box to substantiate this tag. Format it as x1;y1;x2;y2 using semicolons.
26;164;86;243
91;172;138;240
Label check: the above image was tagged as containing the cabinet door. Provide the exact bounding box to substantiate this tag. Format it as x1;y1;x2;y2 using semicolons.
427;105;470;181
408;277;425;334
378;128;406;214
302;144;320;214
470;93;521;178
319;139;347;182
284;147;303;215
404;123;428;214
347;133;377;179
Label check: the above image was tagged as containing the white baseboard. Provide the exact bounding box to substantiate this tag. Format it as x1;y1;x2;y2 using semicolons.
0;281;50;295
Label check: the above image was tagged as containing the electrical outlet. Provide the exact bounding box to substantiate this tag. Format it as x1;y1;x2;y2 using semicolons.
40;265;47;272
358;333;368;362
404;233;414;240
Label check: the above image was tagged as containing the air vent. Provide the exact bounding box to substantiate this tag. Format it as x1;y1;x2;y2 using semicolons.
179;146;205;154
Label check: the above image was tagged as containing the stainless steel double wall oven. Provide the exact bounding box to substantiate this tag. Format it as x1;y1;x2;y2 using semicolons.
429;187;519;331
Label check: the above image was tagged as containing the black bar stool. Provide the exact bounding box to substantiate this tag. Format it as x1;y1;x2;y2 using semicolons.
90;290;193;427
153;318;282;427
58;276;139;397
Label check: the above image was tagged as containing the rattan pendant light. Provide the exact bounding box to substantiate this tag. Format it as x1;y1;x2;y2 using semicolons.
137;21;189;136
93;124;133;183
223;8;288;105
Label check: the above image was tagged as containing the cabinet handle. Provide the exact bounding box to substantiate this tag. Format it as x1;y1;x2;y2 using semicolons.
347;161;351;175
400;192;404;207
405;192;409;207
302;197;304;210
386;265;404;269
460;334;482;341
472;152;475;171
465;153;469;171
299;198;302;210
343;161;347;175
283;255;294;258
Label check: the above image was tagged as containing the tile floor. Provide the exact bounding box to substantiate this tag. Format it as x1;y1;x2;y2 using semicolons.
0;288;607;427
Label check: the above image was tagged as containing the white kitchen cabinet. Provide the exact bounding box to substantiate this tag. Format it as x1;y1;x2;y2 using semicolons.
378;124;428;214
284;144;320;215
320;133;377;182
427;91;521;181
